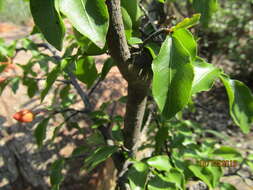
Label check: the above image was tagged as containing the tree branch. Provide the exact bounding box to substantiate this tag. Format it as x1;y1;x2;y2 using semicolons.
67;71;92;111
105;0;131;81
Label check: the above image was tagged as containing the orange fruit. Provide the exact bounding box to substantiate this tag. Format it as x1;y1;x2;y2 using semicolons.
13;109;35;123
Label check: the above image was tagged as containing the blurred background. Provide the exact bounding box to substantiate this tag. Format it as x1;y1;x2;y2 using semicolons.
0;0;252;190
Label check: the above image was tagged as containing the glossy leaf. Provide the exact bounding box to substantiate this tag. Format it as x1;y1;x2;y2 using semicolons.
84;146;118;172
41;66;60;102
172;29;197;59
34;118;50;148
192;0;218;27
212;146;242;159
171;14;201;31
128;161;149;190
30;0;65;50
50;159;65;190
220;76;253;133
147;155;172;172
59;0;109;48
152;34;194;119
74;57;98;88
192;57;221;94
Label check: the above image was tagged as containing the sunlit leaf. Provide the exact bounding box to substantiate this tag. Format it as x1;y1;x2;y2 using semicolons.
152;32;194;119
59;0;109;48
212;146;242;159
147;155;172;172
220;75;253;133
172;14;201;31
192;57;221;94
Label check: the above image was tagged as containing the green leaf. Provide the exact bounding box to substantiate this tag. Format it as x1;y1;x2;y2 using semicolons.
112;125;124;142
0;64;7;73
50;159;65;190
10;77;20;94
28;79;39;98
100;58;115;80
41;66;60;102
73;28;107;56
128;37;143;45
51;122;65;142
220;76;253;133
172;29;197;59
121;7;133;42
0;78;10;96
208;166;223;188
192;0;218;27
171;14;201;31
71;146;89;157
148;175;176;190
59;0;109;48
188;165;213;189
155;126;169;153
30;0;65;50
163;168;185;190
128;161;149;190
212;146;242;159
121;0;143;30
147;155;172;172
246;160;253;173
34;118;50;148
192;57;221;94
219;183;237;190
152;34;194;119
74;57;98;88
145;43;161;59
84;145;118;172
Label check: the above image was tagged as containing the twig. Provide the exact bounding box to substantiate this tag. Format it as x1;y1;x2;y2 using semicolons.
34;78;71;84
67;71;92;111
141;28;169;48
88;77;103;96
139;3;159;32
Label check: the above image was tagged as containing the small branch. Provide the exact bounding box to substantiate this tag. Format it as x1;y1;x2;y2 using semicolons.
141;28;169;48
88;77;103;96
34;78;71;84
67;71;92;111
139;3;160;32
106;0;131;81
171;2;187;18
